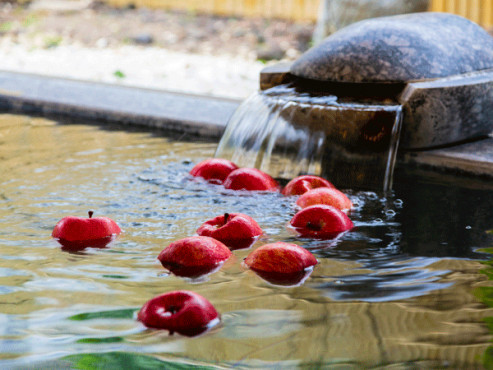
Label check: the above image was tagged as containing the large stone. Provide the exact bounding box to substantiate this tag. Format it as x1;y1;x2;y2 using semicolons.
313;0;429;43
292;12;493;83
399;70;493;148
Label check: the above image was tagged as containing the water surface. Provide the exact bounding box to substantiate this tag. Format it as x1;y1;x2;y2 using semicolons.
1;114;492;368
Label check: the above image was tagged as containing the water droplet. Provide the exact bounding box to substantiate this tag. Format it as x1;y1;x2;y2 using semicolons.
393;199;403;207
385;209;396;217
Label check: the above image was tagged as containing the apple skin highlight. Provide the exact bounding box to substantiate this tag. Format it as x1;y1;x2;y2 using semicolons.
244;242;317;274
282;175;334;196
158;236;232;277
296;187;353;211
189;158;238;184
52;211;121;241
196;212;262;248
290;204;354;239
138;290;219;336
223;168;279;192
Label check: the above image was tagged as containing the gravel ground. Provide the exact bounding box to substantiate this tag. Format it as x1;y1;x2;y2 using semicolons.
0;1;315;99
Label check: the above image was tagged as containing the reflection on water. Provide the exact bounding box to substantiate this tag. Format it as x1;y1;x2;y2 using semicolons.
0;114;492;367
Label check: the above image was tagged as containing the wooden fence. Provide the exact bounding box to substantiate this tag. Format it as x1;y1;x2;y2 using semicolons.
430;0;493;27
105;0;493;27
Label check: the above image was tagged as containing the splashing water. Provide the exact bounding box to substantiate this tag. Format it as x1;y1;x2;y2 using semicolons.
215;85;403;191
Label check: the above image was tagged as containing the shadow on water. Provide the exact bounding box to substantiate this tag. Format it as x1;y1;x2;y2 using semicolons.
393;169;493;258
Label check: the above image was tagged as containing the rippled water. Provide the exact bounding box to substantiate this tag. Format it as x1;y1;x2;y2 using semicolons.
1;114;493;368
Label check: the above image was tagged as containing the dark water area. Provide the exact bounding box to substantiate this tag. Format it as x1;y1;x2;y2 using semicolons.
1;114;493;368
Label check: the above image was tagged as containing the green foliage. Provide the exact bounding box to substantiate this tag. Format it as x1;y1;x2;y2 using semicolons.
102;274;127;279
0;22;13;32
113;70;126;79
484;346;493;369
477;287;493;309
68;308;137;321
22;14;38;28
475;242;493;368
62;352;214;370
44;35;63;49
76;336;124;344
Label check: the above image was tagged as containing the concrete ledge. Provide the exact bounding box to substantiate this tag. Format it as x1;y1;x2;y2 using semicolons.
0;70;491;179
0;70;240;138
402;138;493;178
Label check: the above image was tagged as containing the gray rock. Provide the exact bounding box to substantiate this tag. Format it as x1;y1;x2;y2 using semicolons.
292;12;493;83
313;0;429;43
399;70;493;148
256;44;285;61
131;33;154;45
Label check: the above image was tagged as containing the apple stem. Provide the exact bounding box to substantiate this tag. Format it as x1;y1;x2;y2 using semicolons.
224;213;230;223
168;305;179;314
306;222;322;231
88;211;94;219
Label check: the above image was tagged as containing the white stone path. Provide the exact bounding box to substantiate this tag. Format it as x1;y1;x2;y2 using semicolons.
0;42;265;99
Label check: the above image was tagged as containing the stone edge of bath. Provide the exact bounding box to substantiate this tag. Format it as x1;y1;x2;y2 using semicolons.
0;70;239;139
0;70;490;179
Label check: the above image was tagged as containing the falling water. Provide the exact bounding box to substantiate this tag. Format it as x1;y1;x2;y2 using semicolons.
215;84;403;191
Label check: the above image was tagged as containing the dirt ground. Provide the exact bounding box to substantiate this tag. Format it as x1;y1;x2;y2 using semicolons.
0;2;490;99
0;1;315;60
0;1;316;98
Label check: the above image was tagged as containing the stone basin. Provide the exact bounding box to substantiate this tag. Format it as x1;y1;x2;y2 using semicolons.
261;12;493;150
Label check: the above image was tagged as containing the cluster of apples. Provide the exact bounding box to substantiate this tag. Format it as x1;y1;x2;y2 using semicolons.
50;157;354;337
191;158;354;239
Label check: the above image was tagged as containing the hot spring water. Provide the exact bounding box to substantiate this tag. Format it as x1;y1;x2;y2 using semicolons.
215;84;403;191
1;114;493;368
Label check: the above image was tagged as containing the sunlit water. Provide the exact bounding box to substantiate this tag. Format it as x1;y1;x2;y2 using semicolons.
1;114;493;368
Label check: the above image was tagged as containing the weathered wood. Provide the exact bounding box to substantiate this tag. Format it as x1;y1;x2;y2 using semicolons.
102;0;493;26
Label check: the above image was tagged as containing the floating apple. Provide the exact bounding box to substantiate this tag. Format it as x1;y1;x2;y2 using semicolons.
52;211;121;250
282;175;334;196
190;158;239;184
223;168;279;192
252;269;314;286
244;242;317;274
296;187;353;211
196;213;262;250
158;236;231;278
138;290;220;336
290;204;354;239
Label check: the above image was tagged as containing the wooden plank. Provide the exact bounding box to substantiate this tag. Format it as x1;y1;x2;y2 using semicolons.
482;0;493;27
103;0;493;25
469;0;481;23
430;0;446;12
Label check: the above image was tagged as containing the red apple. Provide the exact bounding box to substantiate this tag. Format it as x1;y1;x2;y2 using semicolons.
138;290;219;336
282;175;334;196
190;158;239;184
223;168;279;192
58;236;118;252
52;211;121;249
296;187;353;211
244;242;317;274
252;269;314;286
196;213;262;249
158;236;231;277
290;204;354;239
